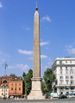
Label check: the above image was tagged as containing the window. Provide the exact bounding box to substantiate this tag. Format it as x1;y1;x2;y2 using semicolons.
65;87;69;90
60;76;63;79
11;88;13;90
66;76;69;79
70;76;73;79
19;88;21;91
60;87;64;89
15;88;17;90
70;87;74;90
66;92;69;95
70;80;73;84
66;80;69;84
60;68;62;74
55;80;57;85
66;67;68;74
70;68;73;74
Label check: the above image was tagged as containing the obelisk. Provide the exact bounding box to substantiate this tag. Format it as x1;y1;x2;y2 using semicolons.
28;2;44;100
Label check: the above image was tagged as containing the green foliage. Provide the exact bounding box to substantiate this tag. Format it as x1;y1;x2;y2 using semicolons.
26;69;33;95
43;68;56;95
22;68;55;96
41;80;48;95
23;72;26;78
22;69;33;96
22;72;26;94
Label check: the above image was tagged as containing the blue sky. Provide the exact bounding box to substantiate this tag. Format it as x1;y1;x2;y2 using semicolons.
0;0;75;76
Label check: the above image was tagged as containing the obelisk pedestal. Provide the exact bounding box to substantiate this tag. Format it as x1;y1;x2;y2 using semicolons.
28;78;44;99
28;4;44;100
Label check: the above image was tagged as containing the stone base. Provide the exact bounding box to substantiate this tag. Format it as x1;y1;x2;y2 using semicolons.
28;78;45;100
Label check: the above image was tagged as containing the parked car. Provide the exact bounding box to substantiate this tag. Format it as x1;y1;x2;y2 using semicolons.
58;94;67;99
50;93;59;98
67;92;75;98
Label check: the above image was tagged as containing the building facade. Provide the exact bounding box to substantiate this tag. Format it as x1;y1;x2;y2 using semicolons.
52;57;75;95
9;80;23;97
0;75;23;98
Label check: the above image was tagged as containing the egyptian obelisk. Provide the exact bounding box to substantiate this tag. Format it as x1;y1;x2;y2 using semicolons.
28;2;44;100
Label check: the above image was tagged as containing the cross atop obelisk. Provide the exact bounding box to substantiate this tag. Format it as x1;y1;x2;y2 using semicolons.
28;1;44;99
36;0;38;10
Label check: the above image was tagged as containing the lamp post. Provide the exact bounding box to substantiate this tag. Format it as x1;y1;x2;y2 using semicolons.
2;62;8;76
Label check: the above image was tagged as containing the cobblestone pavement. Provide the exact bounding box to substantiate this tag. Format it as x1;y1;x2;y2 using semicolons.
0;98;75;103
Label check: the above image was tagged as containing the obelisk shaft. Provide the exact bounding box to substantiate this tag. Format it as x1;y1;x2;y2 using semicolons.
33;8;41;78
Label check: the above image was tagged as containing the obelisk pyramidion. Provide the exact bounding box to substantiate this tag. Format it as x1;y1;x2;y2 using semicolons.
28;2;44;100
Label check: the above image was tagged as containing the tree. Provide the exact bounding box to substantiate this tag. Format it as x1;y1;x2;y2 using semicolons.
41;80;48;95
43;68;56;95
26;69;33;95
22;72;26;94
22;69;33;96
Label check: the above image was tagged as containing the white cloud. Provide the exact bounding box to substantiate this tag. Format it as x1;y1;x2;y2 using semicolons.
28;54;48;60
0;2;3;8
8;64;30;73
16;64;30;72
18;49;33;55
66;45;75;54
67;48;75;54
41;55;48;59
41;16;51;23
40;41;49;46
18;49;48;60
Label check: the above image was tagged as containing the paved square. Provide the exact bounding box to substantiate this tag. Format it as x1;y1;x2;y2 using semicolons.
0;98;75;103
